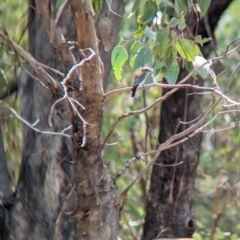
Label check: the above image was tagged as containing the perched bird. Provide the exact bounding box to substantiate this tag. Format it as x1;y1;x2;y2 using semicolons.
131;67;153;97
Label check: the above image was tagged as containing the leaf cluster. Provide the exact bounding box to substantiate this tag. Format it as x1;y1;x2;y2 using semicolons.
111;0;211;84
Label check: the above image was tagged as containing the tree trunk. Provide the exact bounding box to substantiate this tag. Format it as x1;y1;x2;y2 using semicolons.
0;1;124;239
142;0;234;239
8;1;74;239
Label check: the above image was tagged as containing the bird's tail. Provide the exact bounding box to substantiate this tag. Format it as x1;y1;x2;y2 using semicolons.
131;87;136;97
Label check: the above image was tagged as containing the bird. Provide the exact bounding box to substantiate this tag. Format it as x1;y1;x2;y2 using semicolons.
131;67;153;97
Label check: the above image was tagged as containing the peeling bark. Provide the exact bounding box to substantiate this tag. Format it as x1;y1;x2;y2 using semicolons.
56;1;120;239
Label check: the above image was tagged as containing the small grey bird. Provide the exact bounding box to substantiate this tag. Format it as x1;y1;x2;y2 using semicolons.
131;67;153;97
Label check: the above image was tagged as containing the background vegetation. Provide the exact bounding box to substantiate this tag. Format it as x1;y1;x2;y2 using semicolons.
1;0;240;239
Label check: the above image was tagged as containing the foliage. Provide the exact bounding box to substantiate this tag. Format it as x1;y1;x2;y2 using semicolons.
0;0;28;185
104;0;240;239
194;1;240;238
111;0;209;85
1;0;240;239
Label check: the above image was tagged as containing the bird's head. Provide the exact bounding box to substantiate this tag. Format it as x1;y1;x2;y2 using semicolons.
141;67;153;74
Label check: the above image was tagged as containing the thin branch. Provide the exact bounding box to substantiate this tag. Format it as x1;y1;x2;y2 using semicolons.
102;85;215;150
201;124;237;133
103;45;240;150
56;0;69;24
117;98;221;206
0;27;61;91
199;109;239;132
2;102;71;138
225;63;240;93
61;125;72;133
22;66;50;90
105;43;240;99
224;37;240;54
105;0;121;17
35;0;75;74
38;62;64;77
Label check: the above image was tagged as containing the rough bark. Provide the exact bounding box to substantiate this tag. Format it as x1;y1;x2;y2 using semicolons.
0;0;124;239
0;125;13;240
54;1;120;239
6;1;74;239
142;0;234;239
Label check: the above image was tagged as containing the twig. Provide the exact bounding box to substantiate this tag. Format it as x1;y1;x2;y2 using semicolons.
38;62;64;77
117;98;221;206
2;102;71;138
0;27;61;91
102;78;220;150
224;37;240;54
105;43;240;99
105;0;121;17
22;66;50;90
225;63;240;93
103;44;240;151
201;124;237;133
56;0;69;24
60;48;96;147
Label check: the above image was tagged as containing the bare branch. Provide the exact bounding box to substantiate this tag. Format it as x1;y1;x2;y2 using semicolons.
103;44;240;149
56;0;69;24
0;27;61;91
22;66;50;90
35;0;75;73
2;102;71;138
105;43;240;99
117;98;221;206
105;0;121;17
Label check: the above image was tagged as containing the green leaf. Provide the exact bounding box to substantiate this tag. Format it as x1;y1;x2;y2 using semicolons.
144;26;157;40
178;14;186;30
195;35;211;46
129;42;143;68
161;66;168;76
133;27;144;38
156;28;169;58
154;58;165;70
111;46;128;80
56;0;64;8
175;0;191;16
198;0;211;18
166;61;180;84
159;0;175;15
133;47;152;70
142;0;158;24
169;17;180;28
132;0;141;15
163;45;174;69
92;0;103;15
175;39;201;62
184;60;194;73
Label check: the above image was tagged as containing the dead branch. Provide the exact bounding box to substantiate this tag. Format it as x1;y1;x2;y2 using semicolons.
0;27;61;91
1;101;71;138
